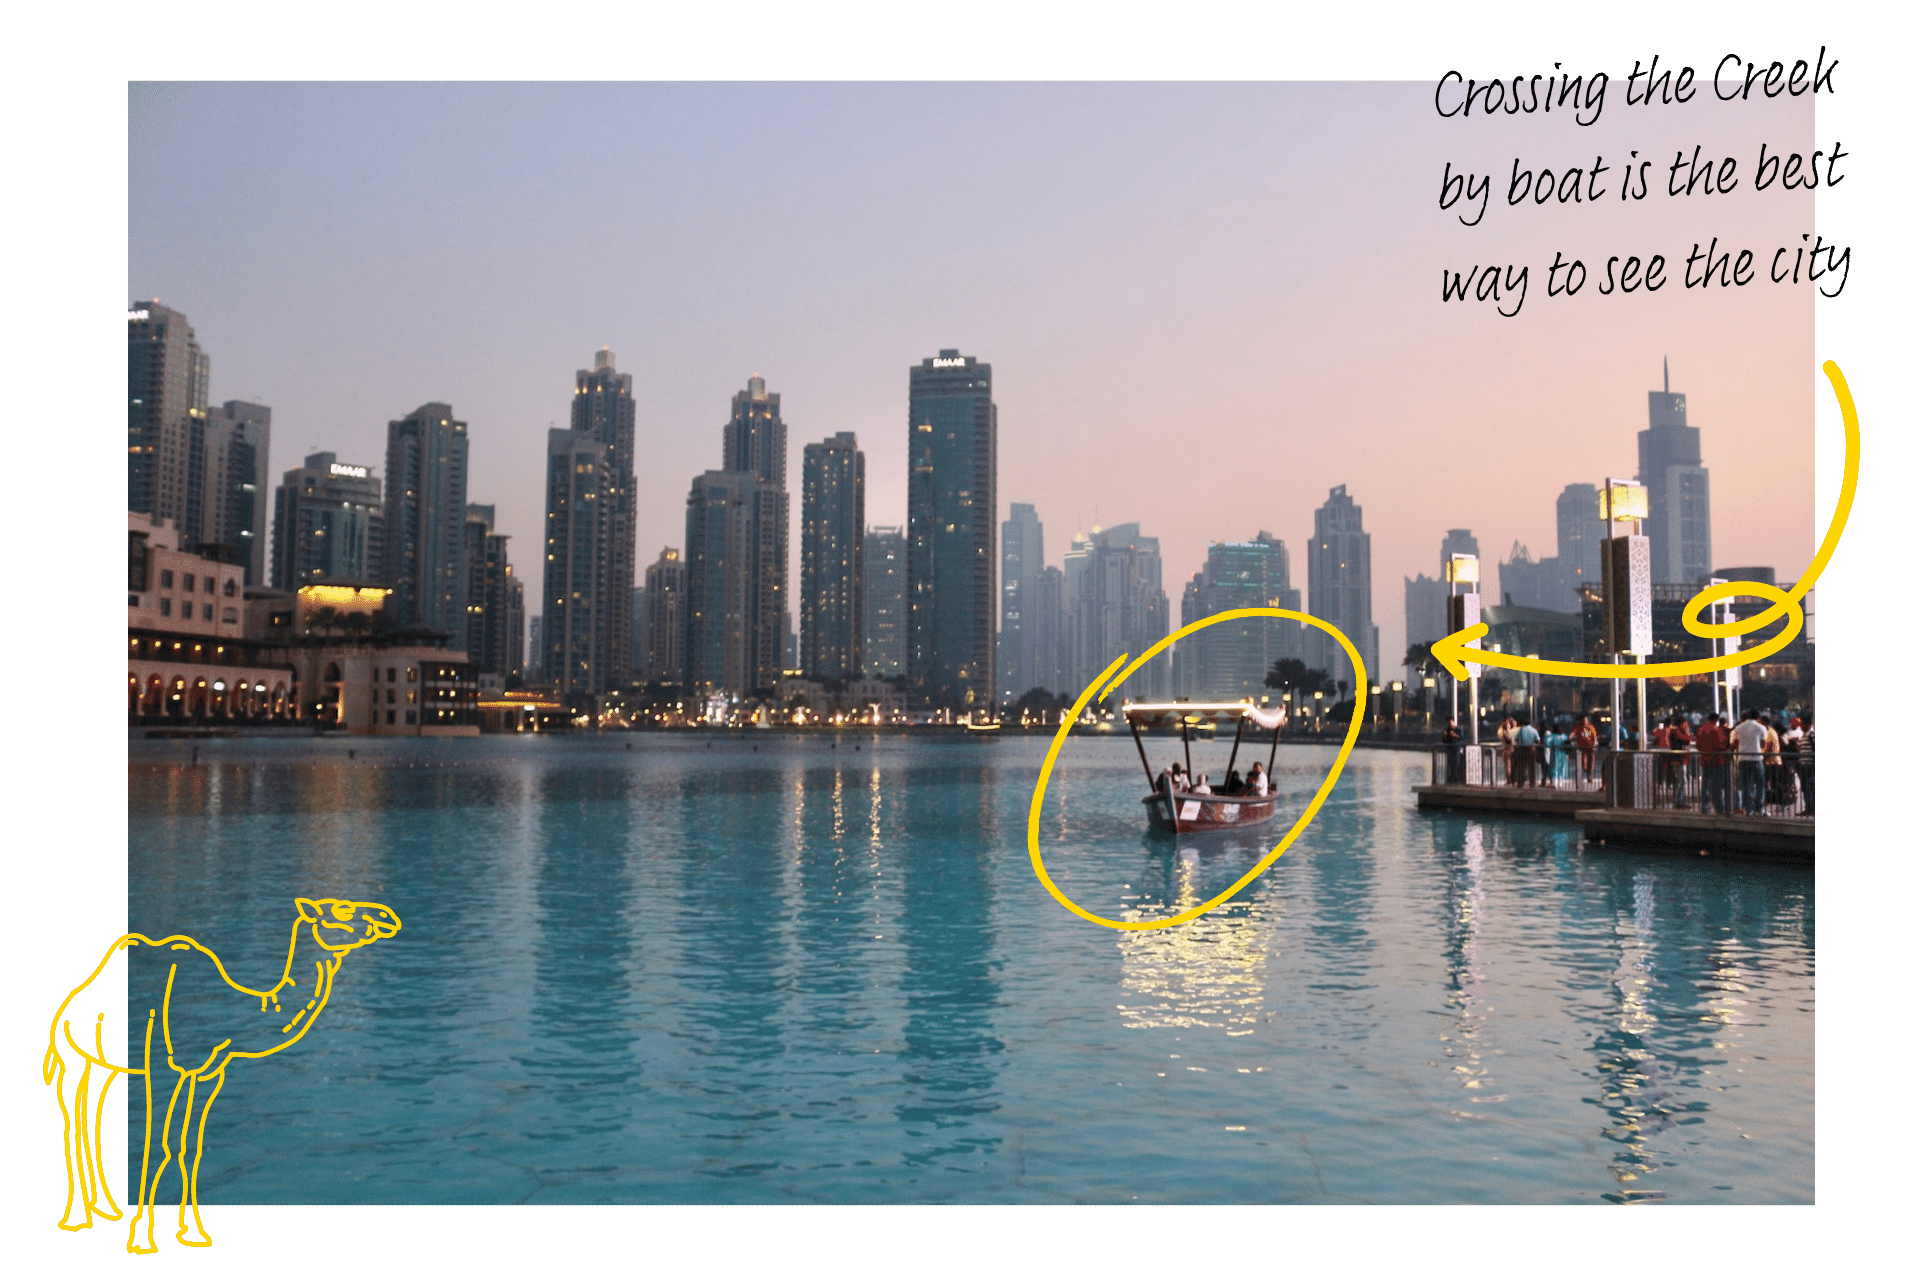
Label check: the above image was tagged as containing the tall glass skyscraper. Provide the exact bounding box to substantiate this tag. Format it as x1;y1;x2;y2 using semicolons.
800;432;864;679
642;547;688;686
464;504;520;679
999;502;1045;700
541;347;638;694
1176;533;1302;700
1638;360;1712;585
1305;485;1380;694
724;376;789;691
272;451;384;588
193;400;272;584
128;301;206;526
684;470;756;693
1069;524;1170;699
862;527;906;678
383;402;470;636
907;350;997;713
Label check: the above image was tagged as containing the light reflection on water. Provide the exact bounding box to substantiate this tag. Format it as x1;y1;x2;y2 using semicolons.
127;734;1812;1204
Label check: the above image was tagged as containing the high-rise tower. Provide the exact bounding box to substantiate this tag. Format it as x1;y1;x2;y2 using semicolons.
1637;359;1713;585
1305;485;1380;694
272;452;384;588
862;527;907;678
999;502;1045;700
128;301;206;526
541;347;638;694
724;375;789;691
383;403;470;636
1176;533;1302;699
907;350;997;713
800;432;864;679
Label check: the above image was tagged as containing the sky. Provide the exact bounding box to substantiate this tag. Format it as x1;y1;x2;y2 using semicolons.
129;80;1815;672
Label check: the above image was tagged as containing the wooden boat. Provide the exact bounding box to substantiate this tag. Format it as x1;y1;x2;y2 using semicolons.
1124;701;1287;834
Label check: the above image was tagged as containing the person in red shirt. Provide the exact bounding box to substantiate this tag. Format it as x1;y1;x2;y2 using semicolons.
1695;713;1732;815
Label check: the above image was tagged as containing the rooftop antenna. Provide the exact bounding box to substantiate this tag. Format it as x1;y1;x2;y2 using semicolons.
1663;357;1669;394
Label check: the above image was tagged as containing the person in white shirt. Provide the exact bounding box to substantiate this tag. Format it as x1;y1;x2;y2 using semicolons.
1730;709;1769;813
1245;762;1270;797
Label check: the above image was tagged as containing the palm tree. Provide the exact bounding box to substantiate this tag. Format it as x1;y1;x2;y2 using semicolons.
303;606;342;641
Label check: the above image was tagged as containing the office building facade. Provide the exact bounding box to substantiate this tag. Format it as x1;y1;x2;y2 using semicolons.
128;301;207;527
1305;485;1380;694
188;399;272;584
800;432;864;679
272;452;385;589
383;403;470;637
999;502;1046;700
1176;533;1301;700
1638;361;1713;585
1070;523;1170;700
907;350;997;712
540;348;638;694
684;471;758;694
862;526;906;678
464;504;521;679
642;547;688;685
723;376;790;691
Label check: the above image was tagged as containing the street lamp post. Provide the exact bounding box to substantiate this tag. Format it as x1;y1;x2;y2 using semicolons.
1447;553;1482;746
1599;478;1652;755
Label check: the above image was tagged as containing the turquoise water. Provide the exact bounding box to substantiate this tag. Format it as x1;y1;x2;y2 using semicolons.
127;733;1813;1204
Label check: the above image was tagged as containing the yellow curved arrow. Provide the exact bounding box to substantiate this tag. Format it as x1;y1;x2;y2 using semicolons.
1430;360;1859;683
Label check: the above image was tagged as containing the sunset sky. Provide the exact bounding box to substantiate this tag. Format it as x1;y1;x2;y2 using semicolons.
130;80;1815;671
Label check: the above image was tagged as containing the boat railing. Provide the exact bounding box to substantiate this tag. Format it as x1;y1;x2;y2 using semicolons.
1428;743;1605;792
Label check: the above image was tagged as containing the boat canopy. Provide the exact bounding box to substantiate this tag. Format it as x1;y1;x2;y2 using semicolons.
1121;701;1286;731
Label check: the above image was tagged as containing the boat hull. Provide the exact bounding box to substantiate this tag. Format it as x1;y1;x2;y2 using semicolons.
1144;792;1277;834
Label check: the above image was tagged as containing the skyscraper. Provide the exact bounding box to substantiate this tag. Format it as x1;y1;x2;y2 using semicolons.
642;547;687;685
272;451;384;589
724;375;790;691
1638;359;1713;585
800;432;865;679
192;400;272;584
1071;523;1170;699
1032;565;1066;696
1176;533;1302;700
463;504;521;679
684;470;756;694
541;348;638;694
862;526;906;678
1404;528;1479;660
383;403;470;636
1555;483;1605;590
128;301;206;526
1305;485;1379;694
907;350;997;713
999;502;1045;700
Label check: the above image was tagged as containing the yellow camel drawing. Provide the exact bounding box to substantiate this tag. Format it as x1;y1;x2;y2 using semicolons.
44;897;401;1253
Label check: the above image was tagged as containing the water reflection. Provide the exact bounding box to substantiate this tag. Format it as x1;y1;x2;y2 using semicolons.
894;763;1003;1176
1117;834;1269;1035
1434;822;1499;1107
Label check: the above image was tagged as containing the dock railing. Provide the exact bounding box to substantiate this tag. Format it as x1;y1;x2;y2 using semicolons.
1599;749;1813;820
1428;743;1607;793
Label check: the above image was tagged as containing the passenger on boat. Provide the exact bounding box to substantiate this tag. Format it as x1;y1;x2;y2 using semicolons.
1223;768;1244;795
1245;762;1269;796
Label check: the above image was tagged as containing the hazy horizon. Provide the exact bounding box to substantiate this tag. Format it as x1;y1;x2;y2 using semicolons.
131;81;1815;678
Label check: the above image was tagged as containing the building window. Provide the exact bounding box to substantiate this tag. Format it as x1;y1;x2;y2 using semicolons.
160;569;174;589
224;579;236;597
388;667;396;681
387;689;396;704
203;603;213;621
160;598;172;617
407;667;417;682
129;594;139;607
183;573;195;592
406;710;416;725
387;710;395;725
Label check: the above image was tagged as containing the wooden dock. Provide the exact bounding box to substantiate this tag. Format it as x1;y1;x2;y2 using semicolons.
1413;784;1602;819
1575;808;1813;862
1414;784;1813;862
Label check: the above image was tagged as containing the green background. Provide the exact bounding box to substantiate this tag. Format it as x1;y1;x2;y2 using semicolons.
11;2;1904;1274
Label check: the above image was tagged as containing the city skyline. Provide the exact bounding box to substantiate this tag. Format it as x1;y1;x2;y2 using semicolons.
130;81;1815;673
